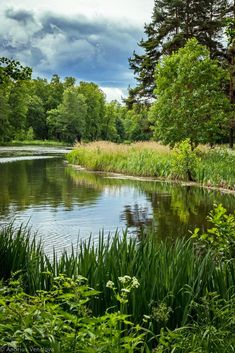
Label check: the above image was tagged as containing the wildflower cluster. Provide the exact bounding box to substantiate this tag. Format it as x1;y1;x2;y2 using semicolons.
106;275;140;307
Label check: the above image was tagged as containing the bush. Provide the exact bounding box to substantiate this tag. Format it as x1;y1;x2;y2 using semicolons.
0;274;147;352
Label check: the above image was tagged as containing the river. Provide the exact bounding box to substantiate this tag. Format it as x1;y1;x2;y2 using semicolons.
0;146;234;254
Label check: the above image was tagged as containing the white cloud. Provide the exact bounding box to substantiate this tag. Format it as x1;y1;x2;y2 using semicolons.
101;87;126;102
0;1;152;92
3;0;154;25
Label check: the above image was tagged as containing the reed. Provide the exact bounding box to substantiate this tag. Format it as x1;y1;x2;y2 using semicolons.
67;142;235;189
0;223;234;332
0;223;46;292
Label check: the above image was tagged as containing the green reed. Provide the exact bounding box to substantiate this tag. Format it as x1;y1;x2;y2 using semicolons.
0;223;234;332
67;142;235;189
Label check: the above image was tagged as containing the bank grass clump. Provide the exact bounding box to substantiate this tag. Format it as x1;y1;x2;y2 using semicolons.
0;205;235;351
68;141;172;178
0;223;46;292
9;139;69;147
67;141;235;189
196;147;235;189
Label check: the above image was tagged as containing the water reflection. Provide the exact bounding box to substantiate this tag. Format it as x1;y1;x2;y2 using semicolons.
66;167;235;239
0;151;234;254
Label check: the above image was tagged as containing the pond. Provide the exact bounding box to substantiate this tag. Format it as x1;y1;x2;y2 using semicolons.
0;146;234;254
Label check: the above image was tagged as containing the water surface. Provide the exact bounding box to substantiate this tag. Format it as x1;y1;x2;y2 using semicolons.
0;146;234;254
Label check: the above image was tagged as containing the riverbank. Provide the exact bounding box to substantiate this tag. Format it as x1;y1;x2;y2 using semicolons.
67;141;235;191
0;205;234;352
1;139;70;147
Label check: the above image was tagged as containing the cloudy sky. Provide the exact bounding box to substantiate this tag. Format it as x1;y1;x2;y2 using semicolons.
0;0;154;101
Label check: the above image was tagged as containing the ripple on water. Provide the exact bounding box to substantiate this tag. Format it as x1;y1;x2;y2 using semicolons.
0;156;55;164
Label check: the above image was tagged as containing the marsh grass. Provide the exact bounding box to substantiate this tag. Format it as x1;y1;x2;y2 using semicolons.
68;142;235;189
9;139;69;147
1;223;234;332
0;224;46;292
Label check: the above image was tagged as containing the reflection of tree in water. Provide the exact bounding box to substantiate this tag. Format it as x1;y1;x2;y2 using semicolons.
2;158;234;242
144;185;235;240
67;167;235;240
0;158;102;217
120;204;153;231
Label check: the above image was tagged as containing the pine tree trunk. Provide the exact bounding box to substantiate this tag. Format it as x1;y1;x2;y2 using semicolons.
229;2;235;148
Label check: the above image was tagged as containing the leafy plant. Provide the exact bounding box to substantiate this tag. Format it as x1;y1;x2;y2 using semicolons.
0;274;147;352
191;204;235;258
172;139;199;181
155;292;235;353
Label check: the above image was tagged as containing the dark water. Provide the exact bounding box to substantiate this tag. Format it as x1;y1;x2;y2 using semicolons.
0;147;235;254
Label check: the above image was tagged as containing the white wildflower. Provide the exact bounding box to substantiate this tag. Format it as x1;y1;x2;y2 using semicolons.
118;275;131;284
106;280;115;289
131;277;140;288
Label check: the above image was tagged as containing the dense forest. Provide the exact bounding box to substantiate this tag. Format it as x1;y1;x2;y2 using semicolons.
0;0;234;146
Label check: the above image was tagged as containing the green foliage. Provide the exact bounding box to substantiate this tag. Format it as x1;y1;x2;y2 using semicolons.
0;213;235;351
155;292;235;353
0;223;45;293
123;105;152;141
67;142;235;189
47;87;87;143
127;0;231;104
151;38;230;147
0;57;32;84
191;203;235;257
77;82;106;141
0;274;146;352
26;94;47;140
0;81;11;143
10;139;68;146
67;143;173;178
195;147;235;189
226;18;235;45
102;101;125;142
25;127;34;140
1;219;235;333
172;139;200;181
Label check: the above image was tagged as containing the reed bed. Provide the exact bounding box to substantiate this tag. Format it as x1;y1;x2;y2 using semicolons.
0;224;234;331
68;141;235;189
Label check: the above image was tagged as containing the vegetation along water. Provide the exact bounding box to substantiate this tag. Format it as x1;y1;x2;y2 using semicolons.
0;0;235;351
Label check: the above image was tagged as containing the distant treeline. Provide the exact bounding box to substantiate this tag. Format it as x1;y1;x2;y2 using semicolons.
0;72;153;144
0;0;234;146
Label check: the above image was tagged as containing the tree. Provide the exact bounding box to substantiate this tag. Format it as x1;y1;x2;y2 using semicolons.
0;82;11;142
0;57;32;84
47;87;87;143
46;74;64;111
0;57;32;142
102;101;126;142
123;105;152;141
150;38;230;147
26;95;47;140
77;82;105;140
127;0;231;105
8;81;30;140
227;2;235;147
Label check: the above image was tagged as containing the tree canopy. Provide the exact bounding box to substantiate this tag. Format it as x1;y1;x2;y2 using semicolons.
126;0;231;106
150;38;230;147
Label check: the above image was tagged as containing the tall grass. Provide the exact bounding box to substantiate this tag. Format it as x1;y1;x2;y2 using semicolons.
1;223;234;331
68;141;173;178
9;139;69;147
67;141;235;189
0;224;46;292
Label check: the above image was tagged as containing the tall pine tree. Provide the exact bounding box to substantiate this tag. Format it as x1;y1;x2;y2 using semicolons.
126;0;231;106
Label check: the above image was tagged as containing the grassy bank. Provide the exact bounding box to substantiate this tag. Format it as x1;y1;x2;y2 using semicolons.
0;205;235;351
4;139;69;147
67;141;235;190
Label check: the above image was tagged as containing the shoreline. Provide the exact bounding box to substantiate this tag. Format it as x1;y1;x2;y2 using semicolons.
68;163;235;196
